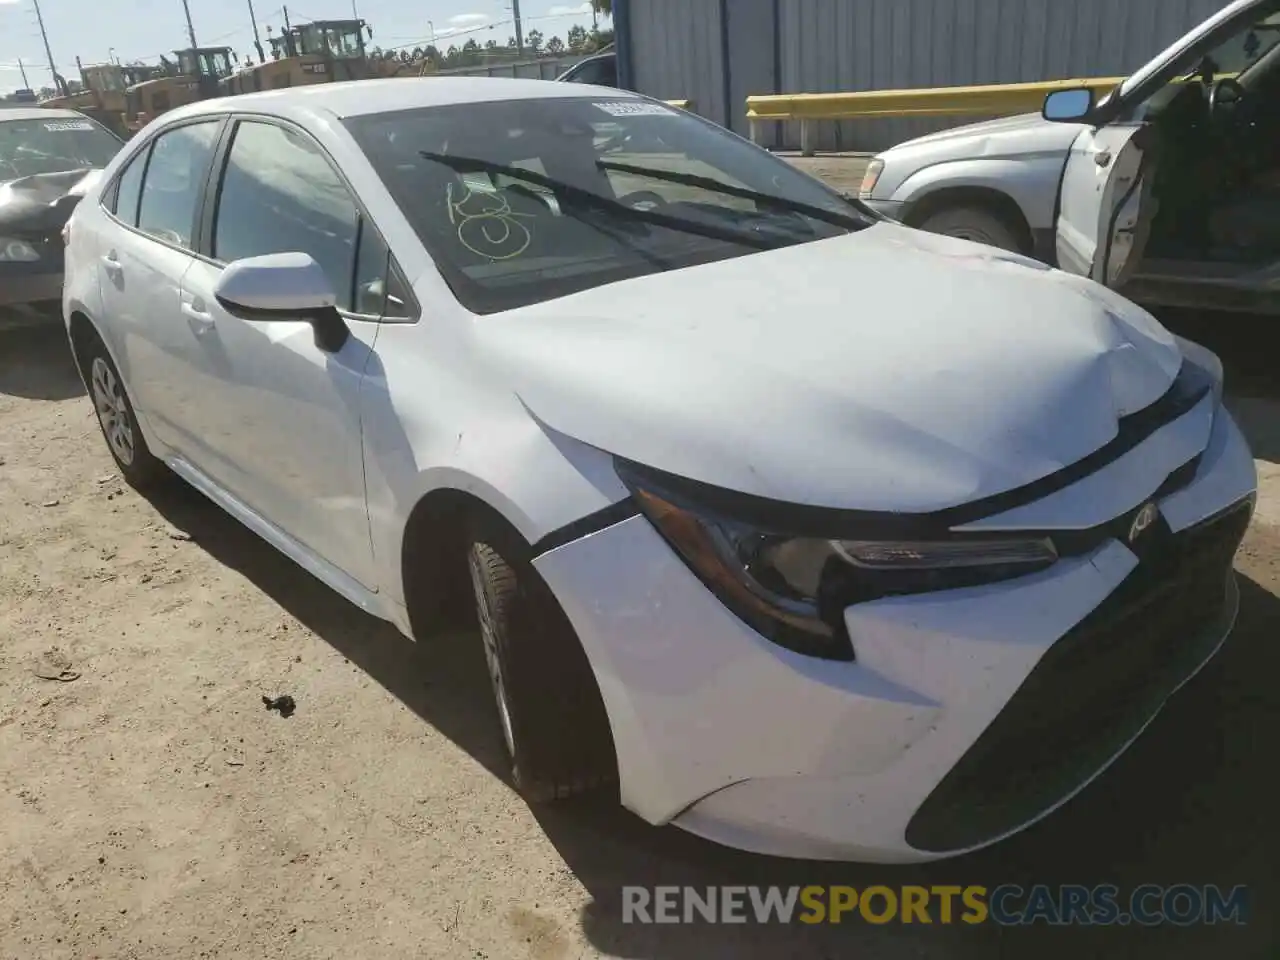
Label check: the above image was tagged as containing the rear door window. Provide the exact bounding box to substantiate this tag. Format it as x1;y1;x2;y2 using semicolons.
136;120;221;248
111;149;147;226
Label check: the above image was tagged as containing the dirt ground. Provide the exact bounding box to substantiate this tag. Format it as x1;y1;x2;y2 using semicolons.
2;161;1279;958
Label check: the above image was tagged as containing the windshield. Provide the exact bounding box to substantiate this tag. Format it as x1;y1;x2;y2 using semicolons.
344;97;871;313
0;116;122;180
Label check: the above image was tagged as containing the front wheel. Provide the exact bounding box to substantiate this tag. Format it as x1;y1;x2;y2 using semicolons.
917;206;1024;253
467;526;615;802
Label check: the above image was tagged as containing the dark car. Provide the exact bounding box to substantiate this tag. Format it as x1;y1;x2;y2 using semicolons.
1;107;123;328
555;50;617;87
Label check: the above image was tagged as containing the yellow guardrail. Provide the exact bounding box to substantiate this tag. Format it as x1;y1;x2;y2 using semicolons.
665;99;693;111
746;76;1125;155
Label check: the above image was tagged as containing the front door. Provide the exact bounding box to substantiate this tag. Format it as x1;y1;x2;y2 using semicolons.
1055;123;1153;286
175;116;381;588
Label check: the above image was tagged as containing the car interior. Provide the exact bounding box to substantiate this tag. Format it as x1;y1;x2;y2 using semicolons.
1137;13;1280;286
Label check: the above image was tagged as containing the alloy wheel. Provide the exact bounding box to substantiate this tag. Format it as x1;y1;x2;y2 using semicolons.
90;356;135;466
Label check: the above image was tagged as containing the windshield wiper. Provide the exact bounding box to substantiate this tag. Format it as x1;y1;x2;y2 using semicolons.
418;150;778;251
596;158;874;229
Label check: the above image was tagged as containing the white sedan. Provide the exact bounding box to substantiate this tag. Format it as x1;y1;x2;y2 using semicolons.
62;77;1256;863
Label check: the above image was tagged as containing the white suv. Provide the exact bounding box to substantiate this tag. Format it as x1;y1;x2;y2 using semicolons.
862;0;1280;313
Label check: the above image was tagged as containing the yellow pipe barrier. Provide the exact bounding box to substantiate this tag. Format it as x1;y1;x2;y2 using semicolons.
746;76;1125;155
665;99;693;111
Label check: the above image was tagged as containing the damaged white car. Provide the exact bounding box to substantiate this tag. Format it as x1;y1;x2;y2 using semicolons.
62;78;1256;862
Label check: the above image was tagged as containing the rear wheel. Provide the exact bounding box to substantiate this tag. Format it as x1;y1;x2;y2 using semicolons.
467;523;615;801
80;332;168;489
917;206;1024;253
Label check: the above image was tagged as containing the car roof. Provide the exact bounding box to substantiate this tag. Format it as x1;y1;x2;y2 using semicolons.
160;76;640;125
0;106;87;121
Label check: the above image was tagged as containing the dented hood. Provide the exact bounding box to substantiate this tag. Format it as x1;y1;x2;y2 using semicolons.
478;222;1183;513
0;167;102;237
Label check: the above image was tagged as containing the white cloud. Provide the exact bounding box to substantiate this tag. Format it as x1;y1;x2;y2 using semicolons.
447;12;491;27
547;2;592;14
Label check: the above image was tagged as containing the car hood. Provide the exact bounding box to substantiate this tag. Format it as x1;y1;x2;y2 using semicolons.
889;111;1084;152
479;222;1182;513
0;167;102;237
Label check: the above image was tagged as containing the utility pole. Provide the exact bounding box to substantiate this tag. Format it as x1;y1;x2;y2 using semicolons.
17;57;31;89
179;0;199;49
247;0;265;62
512;0;524;56
30;0;65;95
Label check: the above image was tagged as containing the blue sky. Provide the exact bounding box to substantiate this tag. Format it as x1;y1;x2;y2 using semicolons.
0;0;605;93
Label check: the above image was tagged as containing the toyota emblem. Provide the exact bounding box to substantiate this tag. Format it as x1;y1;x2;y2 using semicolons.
1128;502;1159;544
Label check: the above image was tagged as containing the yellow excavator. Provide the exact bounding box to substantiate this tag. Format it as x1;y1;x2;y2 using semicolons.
123;46;234;134
37;62;156;137
221;19;373;95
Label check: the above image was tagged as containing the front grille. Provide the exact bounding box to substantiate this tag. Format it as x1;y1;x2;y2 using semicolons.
905;498;1252;854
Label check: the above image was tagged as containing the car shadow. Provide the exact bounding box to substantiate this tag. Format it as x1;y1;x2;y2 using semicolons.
0;322;85;401
141;479;515;785
140;475;1278;959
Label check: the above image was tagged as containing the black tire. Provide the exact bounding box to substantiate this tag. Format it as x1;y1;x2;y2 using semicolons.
467;523;616;802
917;205;1025;253
78;330;168;490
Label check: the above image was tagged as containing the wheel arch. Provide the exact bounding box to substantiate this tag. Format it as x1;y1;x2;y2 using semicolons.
903;185;1035;255
398;483;530;640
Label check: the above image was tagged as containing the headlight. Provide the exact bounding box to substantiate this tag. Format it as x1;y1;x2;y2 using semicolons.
858;158;885;199
0;238;41;263
620;464;1059;661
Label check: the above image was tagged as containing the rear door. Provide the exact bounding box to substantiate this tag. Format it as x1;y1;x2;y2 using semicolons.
96;118;224;448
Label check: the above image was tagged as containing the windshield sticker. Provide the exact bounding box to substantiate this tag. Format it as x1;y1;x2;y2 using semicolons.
446;181;535;261
42;120;95;132
593;101;673;118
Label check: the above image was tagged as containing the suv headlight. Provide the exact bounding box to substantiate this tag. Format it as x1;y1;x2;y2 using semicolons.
619;463;1058;661
859;158;885;199
0;238;40;263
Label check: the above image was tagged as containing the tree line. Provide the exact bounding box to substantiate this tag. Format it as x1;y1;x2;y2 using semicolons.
371;24;614;71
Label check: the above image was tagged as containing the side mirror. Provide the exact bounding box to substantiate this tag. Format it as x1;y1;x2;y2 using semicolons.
214;252;349;352
1043;88;1095;123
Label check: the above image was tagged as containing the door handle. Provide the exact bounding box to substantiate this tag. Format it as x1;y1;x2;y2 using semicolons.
181;300;215;336
100;252;122;272
1094;150;1113;168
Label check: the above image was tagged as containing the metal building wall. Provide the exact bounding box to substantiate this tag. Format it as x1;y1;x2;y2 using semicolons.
626;0;728;126
777;0;1233;151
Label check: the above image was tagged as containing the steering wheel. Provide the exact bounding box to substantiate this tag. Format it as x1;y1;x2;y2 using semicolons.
616;190;667;212
1208;76;1247;119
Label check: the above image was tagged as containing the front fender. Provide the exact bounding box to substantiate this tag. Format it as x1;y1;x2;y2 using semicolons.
358;321;631;611
888;155;1067;234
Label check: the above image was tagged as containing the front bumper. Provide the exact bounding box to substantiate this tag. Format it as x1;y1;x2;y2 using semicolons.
1;242;65;311
0;269;62;309
532;406;1256;862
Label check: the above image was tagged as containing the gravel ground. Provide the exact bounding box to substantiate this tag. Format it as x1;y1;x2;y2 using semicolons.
1;158;1277;958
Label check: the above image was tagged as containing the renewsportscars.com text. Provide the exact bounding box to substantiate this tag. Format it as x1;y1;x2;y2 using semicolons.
621;884;1250;926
